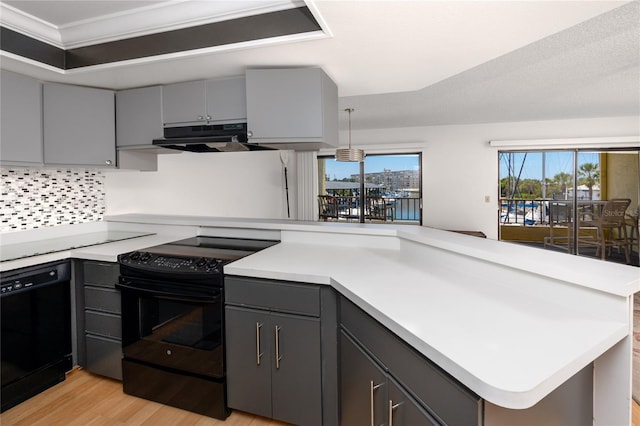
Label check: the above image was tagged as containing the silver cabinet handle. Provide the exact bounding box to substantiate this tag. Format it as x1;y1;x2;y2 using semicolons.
370;380;382;426
247;130;253;138
197;115;204;120
255;322;263;365
275;325;282;369
205;115;212;121
105;160;112;165
388;400;401;426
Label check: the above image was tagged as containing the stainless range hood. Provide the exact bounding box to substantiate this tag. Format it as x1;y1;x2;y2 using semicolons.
152;123;275;153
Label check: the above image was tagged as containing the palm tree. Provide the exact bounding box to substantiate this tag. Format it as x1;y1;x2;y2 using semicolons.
578;163;600;200
552;172;573;199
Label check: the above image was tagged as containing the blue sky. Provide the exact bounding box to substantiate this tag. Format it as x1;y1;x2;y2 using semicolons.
324;154;420;180
499;152;600;181
323;152;600;181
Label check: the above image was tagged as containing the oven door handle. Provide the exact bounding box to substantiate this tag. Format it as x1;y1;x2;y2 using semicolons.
115;281;220;303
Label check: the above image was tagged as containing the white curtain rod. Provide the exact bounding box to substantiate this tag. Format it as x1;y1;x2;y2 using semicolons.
489;136;640;149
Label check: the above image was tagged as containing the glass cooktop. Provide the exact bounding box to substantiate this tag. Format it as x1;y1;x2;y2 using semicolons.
141;236;280;262
1;230;154;262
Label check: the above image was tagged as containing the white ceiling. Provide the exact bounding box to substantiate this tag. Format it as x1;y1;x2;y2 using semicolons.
1;0;638;129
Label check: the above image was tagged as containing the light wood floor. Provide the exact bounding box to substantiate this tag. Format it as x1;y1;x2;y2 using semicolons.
1;368;290;426
2;368;639;425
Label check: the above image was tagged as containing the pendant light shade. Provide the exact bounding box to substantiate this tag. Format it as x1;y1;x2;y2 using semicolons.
335;108;365;162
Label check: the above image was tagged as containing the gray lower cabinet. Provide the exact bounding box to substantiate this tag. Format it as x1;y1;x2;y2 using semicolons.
76;261;122;380
225;306;321;425
341;331;439;426
0;70;43;165
340;296;483;426
225;276;337;426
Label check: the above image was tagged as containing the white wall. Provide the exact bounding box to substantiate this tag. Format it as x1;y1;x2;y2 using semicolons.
105;116;638;239
105;149;296;219
349;116;639;239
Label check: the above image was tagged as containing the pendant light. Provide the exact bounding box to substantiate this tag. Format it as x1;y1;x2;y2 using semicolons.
335;108;365;162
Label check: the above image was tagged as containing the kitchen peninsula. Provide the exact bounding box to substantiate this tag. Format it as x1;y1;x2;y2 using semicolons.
109;214;637;425
1;214;637;425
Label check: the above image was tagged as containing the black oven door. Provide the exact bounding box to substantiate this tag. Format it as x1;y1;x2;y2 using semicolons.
118;279;223;379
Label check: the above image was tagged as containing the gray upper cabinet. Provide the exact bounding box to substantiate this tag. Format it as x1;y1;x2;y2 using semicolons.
116;86;163;147
0;70;43;165
43;83;116;167
205;78;246;123
162;77;246;126
245;68;338;148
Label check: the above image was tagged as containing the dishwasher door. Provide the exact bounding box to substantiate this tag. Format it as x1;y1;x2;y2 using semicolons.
1;260;72;412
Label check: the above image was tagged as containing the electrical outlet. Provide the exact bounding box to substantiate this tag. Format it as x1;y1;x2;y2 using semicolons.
485;195;491;203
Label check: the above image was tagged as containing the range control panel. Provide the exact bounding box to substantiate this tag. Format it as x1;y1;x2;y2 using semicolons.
119;251;222;274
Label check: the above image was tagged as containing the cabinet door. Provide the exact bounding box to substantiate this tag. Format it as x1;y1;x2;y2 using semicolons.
340;331;387;426
388;377;440;426
206;77;246;122
271;312;322;426
0;70;43;164
225;306;272;418
43;83;115;167
116;86;163;146
246;68;324;141
162;80;206;125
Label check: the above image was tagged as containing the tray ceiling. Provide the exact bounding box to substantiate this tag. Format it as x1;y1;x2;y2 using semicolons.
0;0;637;127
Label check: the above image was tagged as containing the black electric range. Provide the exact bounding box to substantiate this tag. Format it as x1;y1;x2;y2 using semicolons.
116;236;279;419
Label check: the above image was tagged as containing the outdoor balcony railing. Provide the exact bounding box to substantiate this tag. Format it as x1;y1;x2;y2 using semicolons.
500;198;607;226
328;195;421;222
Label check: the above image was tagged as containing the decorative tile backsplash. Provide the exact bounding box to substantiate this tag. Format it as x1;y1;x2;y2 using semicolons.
0;167;105;233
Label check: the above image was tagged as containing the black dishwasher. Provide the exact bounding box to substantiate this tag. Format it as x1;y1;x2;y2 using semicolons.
1;260;72;412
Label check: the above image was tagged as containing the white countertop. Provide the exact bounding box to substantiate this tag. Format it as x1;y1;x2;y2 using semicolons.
2;215;637;412
107;213;639;297
225;229;633;410
0;221;198;271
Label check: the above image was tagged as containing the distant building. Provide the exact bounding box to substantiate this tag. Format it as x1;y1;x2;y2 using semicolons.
567;184;601;200
350;169;420;193
325;181;382;196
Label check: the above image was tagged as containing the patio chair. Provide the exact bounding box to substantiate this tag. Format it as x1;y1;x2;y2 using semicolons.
544;201;572;252
366;196;387;221
318;195;339;221
578;198;632;263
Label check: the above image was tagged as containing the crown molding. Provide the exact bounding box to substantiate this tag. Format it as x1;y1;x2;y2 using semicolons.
0;29;327;76
62;31;327;74
0;3;62;47
0;0;306;50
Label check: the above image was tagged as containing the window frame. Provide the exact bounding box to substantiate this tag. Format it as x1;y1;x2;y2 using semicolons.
317;152;423;225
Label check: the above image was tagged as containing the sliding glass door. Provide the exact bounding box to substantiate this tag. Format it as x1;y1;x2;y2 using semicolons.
499;148;639;266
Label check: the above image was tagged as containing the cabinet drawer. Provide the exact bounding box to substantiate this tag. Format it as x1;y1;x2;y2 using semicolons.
85;286;121;314
225;276;320;316
340;297;481;426
83;262;119;288
85;310;121;339
86;334;122;380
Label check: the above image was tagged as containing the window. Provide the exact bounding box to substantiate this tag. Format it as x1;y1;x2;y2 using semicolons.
498;149;639;266
317;153;422;224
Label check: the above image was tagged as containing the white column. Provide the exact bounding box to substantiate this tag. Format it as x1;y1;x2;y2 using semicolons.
592;297;633;426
